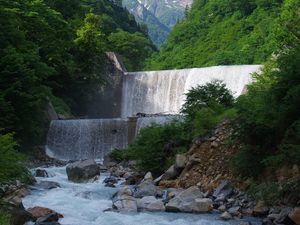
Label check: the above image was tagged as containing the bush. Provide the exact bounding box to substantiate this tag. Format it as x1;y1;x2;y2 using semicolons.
247;182;280;205
0;212;10;225
0;133;31;184
124;121;189;176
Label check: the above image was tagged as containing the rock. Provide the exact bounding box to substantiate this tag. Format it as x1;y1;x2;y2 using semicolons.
124;173;142;185
287;208;300;225
27;207;63;220
218;205;226;212
165;186;212;213
105;182;116;188
137;196;165;212
238;222;252;225
174;154;186;170
213;180;233;199
160;165;180;181
253;201;269;216
143;172;153;181
112;195;137;212
34;169;49;177
220;211;233;220
66;160;99;183
103;176;118;184
35;212;60;224
35;181;60;190
9;205;33;225
228;206;241;216
134;180;163;198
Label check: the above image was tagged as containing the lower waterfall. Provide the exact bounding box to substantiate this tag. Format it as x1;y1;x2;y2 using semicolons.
46;119;128;160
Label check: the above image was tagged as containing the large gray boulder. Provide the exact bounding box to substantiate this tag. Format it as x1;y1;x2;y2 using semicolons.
137;196;165;212
134;180;163;198
165;186;213;213
112;186;137;212
160;165;180;181
66;160;99;183
213;180;233;199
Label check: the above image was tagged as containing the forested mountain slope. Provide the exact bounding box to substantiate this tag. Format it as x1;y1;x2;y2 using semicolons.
147;0;284;69
0;0;154;147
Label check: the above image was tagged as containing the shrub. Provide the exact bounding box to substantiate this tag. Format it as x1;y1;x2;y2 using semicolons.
0;212;10;225
247;182;280;205
124;121;189;176
181;80;235;121
0;133;31;184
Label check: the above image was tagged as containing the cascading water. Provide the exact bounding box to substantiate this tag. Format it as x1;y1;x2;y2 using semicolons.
121;65;261;117
135;116;180;136
46;119;128;160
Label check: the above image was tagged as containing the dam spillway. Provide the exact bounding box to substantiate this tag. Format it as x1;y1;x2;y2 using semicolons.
46;65;262;160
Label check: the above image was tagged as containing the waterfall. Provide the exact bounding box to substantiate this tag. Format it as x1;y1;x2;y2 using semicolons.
121;65;261;117
46;119;128;160
135;115;180;136
46;65;262;160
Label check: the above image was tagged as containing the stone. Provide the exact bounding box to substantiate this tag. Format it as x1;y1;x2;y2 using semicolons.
287;208;300;225
9;205;33;225
137;196;165;212
27;207;63;220
220;211;233;220
35;181;60;190
112;195;137;212
218;205;226;212
165;186;211;213
228;206;241;216
34;169;49;177
238;222;252;225
103;176;118;184
35;212;60;224
66;160;99;183
174;154;186;170
253;201;269;216
134;180;163;198
213;180;233;199
161;165;180;181
143;172;153;181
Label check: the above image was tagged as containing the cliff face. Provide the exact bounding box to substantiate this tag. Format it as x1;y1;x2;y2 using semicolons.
122;0;193;46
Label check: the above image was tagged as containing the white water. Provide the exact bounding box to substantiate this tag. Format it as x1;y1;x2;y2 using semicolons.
23;167;261;225
46;119;128;160
135;116;179;136
121;65;261;117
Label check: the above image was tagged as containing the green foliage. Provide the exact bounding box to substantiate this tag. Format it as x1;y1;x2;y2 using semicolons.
247;182;280;205
181;80;234;121
146;0;283;69
0;0;154;148
124;121;189;176
0;212;10;225
0;133;31;184
233;0;300;177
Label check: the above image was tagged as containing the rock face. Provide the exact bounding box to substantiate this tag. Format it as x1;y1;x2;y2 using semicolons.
165;186;213;213
66;160;99;182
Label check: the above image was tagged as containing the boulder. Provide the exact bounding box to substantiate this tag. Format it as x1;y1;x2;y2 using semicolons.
287;208;300;225
27;207;63;220
253;201;269;216
160;165;180;181
9;204;33;225
35;212;60;225
34;169;48;177
166;186;212;213
137;196;165;212
143;172;153;181
134;180;163;198
213;180;233;199
66;160;99;183
220;211;233;220
228;206;241;216
35;181;60;190
103;176;118;184
112;194;137;212
174;154;186;170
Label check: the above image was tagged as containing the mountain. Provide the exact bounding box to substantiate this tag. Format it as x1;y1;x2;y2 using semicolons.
146;0;284;69
123;0;193;47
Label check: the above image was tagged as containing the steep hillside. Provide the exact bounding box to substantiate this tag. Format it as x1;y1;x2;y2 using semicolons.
147;0;284;69
123;0;192;46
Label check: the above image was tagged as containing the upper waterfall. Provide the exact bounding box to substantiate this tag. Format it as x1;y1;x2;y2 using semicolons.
121;65;261;117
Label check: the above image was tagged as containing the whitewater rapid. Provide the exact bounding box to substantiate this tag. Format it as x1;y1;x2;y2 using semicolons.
23;167;261;225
